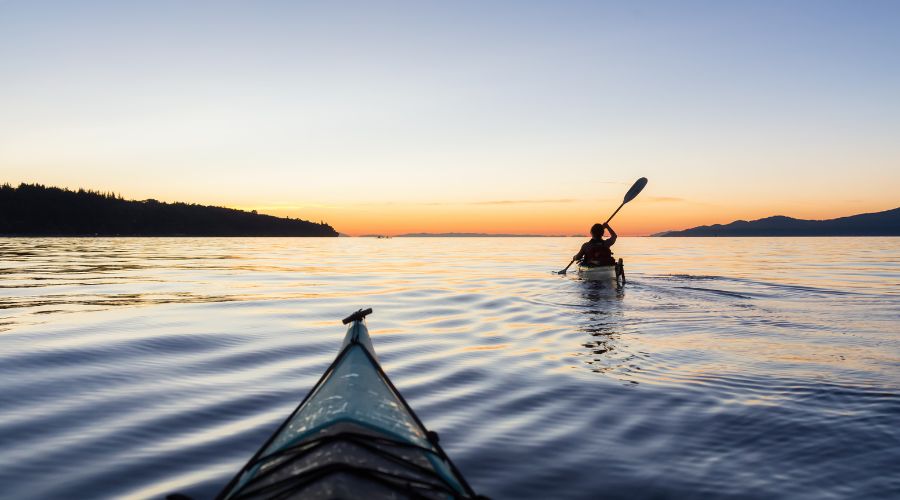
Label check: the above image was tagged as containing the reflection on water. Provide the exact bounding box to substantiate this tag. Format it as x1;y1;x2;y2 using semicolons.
575;282;630;379
0;237;898;499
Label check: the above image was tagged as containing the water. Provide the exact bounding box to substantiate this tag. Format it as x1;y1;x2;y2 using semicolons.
1;237;898;499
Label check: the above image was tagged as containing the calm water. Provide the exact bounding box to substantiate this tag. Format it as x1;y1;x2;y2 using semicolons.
1;237;898;499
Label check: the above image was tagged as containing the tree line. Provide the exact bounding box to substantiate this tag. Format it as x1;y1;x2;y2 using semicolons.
0;183;339;236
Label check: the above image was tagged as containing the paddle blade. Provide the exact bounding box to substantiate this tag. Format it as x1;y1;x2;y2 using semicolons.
623;177;648;203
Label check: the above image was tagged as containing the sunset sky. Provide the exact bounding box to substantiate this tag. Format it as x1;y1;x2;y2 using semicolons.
2;1;898;235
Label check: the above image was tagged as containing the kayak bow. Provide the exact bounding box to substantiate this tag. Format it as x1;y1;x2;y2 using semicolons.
217;308;478;499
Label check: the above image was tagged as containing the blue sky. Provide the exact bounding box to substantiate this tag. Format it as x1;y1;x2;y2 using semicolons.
2;1;898;234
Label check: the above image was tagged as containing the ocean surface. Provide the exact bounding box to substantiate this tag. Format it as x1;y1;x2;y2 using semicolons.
1;237;898;500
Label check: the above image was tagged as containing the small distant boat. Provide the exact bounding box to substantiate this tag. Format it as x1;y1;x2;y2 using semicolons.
216;308;478;499
577;258;626;284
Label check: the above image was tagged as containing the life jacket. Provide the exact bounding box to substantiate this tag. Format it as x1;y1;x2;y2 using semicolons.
583;239;614;266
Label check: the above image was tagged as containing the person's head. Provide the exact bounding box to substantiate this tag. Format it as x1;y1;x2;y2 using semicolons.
590;223;605;239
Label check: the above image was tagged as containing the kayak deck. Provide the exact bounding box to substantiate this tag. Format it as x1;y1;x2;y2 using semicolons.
217;308;476;499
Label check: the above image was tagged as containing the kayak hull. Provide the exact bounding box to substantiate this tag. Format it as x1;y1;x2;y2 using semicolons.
217;309;475;499
577;264;615;281
577;258;625;284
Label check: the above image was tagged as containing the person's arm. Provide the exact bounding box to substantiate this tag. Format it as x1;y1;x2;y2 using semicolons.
605;224;617;246
573;242;588;261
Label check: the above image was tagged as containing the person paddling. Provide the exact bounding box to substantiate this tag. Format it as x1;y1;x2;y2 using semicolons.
574;223;617;267
557;177;646;275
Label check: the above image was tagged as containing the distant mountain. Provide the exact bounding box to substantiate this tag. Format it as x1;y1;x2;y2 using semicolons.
396;232;565;237
0;183;338;236
658;207;900;236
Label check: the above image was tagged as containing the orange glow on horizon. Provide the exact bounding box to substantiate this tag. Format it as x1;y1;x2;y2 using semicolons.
247;199;897;237
6;179;892;237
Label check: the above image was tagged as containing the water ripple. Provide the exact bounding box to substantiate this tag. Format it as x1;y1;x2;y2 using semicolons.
0;237;898;499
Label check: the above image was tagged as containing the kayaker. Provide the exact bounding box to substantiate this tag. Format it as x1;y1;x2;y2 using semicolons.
574;223;617;266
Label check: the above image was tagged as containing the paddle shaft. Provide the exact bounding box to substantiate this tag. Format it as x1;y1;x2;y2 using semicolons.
559;259;576;274
604;201;626;226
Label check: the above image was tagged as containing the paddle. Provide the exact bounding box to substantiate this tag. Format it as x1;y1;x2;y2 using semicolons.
558;177;648;274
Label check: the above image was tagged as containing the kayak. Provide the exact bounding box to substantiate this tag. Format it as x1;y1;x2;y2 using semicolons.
577;258;626;284
577;264;616;281
216;308;478;499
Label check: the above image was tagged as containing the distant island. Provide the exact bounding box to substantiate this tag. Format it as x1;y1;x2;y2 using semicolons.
657;207;900;237
0;183;338;236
